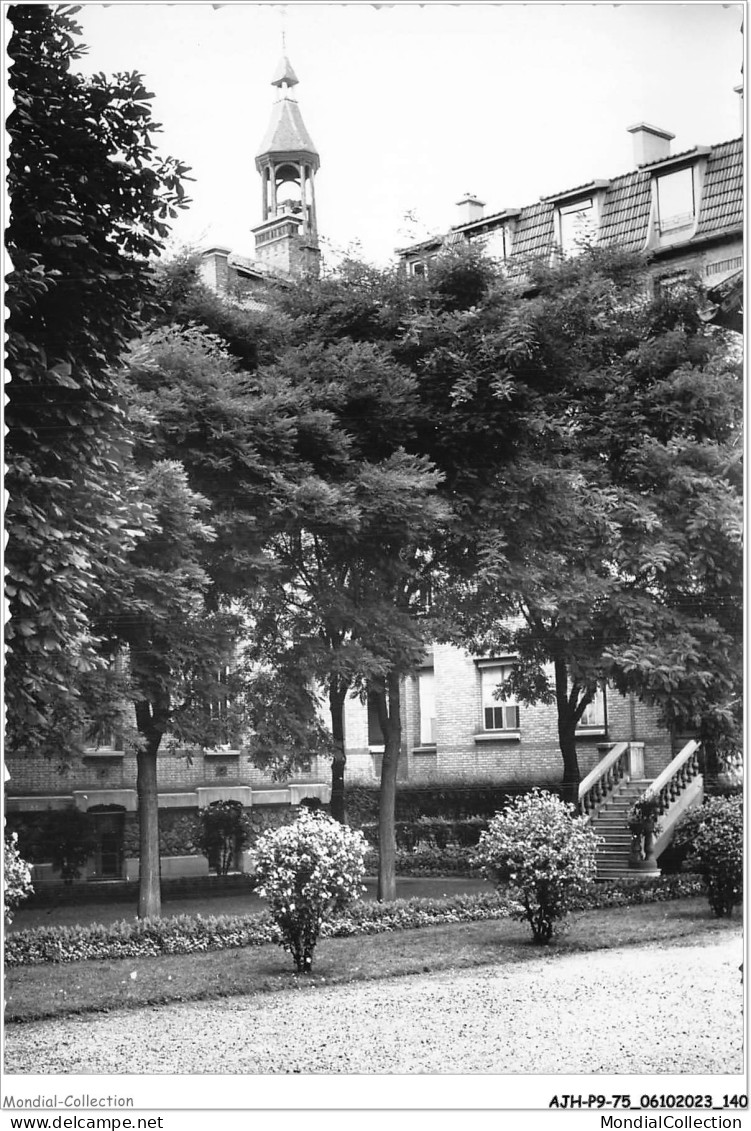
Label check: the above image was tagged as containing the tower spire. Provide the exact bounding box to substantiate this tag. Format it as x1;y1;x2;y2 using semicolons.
253;45;321;278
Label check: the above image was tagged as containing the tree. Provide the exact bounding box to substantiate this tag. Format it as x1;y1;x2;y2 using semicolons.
93;457;242;917
5;4;190;758
118;319;366;912
442;249;742;800
126;281;453;885
239;319;451;897
237;251;524;896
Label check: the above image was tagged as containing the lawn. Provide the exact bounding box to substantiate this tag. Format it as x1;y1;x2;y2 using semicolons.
5;896;739;1025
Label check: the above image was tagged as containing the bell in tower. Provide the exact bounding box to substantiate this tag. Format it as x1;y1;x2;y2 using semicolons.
252;54;321;278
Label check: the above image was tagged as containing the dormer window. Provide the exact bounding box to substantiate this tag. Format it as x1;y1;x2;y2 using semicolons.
656;167;695;233
559;200;595;256
482;225;510;262
545;180;609;260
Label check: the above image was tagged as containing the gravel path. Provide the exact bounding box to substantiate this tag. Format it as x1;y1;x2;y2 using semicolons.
5;935;743;1075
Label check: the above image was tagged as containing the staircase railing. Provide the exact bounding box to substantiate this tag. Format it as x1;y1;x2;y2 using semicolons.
578;741;630;816
647;739;701;812
643;739;703;858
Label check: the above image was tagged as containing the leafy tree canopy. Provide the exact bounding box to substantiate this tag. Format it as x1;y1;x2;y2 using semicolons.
5;4;191;753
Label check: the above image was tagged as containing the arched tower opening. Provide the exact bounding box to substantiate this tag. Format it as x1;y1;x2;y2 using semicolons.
252;53;321;278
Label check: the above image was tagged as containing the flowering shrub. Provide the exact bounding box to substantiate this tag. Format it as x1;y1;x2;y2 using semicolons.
474;790;600;944
4;833;33;925
254;809;367;972
685;797;743;918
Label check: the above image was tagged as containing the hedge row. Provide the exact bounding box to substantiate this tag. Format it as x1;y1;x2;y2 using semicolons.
364;845;477;876
359;817;488;851
5;874;704;967
344;781;561;824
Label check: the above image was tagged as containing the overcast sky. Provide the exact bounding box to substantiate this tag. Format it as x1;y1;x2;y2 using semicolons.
69;3;744;267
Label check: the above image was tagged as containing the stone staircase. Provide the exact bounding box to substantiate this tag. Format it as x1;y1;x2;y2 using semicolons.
578;739;704;882
588;779;650;879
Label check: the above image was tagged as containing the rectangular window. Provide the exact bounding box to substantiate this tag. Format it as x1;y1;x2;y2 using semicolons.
656;168;695;232
483;226;508;262
367;693;384;747
559;200;594;256
210;665;232;745
95;724;119;751
418;669;436;745
481;666;520;731
578;687;606;729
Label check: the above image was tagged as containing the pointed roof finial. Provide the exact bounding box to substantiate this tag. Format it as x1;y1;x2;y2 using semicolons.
272;6;298;89
271;54;299;89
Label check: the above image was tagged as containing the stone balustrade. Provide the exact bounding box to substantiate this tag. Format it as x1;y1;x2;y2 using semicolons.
647;739;701;815
578;741;632;815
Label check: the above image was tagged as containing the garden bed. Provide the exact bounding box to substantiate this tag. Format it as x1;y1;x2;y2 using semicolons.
6;873;705;967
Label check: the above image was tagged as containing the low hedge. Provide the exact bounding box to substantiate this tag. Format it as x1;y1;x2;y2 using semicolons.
345;781;561;824
359;817;487;851
569;872;704;910
5;873;705;967
364;845;478;877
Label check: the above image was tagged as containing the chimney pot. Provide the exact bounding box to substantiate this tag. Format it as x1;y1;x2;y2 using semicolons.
456;194;485;225
627;123;675;167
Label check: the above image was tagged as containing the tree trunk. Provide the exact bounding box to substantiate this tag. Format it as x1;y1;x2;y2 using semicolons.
375;671;402;902
135;703;163;919
329;681;347;824
554;657;581;805
558;725;581;805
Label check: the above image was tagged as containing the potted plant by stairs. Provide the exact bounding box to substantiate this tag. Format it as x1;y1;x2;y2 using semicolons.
626;793;662;871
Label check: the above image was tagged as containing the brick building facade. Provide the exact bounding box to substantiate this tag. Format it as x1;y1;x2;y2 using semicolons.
340;644;675;789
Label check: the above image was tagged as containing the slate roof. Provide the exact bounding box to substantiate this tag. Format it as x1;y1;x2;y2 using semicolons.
694;138;744;239
507;200;555;261
399;137;743;263
598;169;652;250
256;96;320;163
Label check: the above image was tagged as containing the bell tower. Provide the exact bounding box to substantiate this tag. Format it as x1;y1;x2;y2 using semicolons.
252;54;321;277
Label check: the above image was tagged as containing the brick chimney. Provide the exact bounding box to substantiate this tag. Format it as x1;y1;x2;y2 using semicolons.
455;194;485;226
627;123;674;167
200;246;231;293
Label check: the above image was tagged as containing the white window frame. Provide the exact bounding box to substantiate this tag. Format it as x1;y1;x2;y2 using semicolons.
482;225;508;262
480;664;520;733
577;686;606;731
656;167;695;233
418;668;436;746
559;199;594;257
